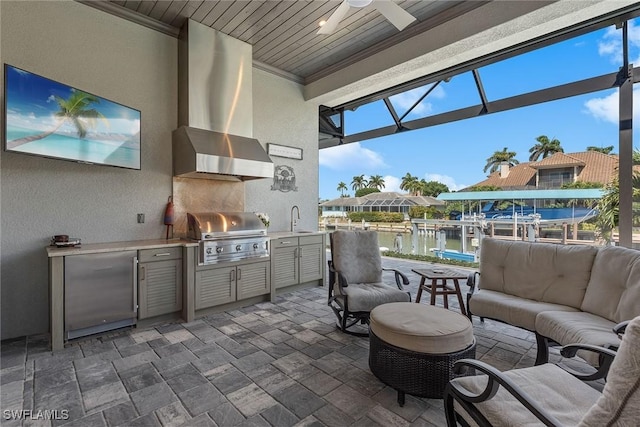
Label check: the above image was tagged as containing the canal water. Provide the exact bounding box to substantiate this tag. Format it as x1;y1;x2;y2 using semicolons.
376;231;472;255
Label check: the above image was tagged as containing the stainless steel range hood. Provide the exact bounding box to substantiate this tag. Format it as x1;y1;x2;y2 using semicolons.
173;20;273;181
173;127;273;181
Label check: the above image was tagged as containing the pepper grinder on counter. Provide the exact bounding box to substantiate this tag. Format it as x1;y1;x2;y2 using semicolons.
164;196;174;239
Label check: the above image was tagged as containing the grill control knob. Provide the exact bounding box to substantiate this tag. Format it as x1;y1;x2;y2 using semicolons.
206;248;213;255
253;243;259;250
235;245;242;252
216;247;223;253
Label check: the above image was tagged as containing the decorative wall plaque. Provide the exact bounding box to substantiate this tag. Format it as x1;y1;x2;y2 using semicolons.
268;143;303;160
271;165;298;192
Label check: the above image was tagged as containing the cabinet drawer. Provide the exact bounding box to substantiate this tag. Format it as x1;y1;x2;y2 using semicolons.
138;247;182;262
272;237;299;248
299;235;324;245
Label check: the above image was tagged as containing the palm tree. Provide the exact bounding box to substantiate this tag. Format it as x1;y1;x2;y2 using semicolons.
351;175;368;191
406;179;424;196
337;182;348;197
596;148;640;242
368;175;385;190
400;173;419;194
7;90;107;149
483;148;519;174
528;135;563;162
587;145;615;154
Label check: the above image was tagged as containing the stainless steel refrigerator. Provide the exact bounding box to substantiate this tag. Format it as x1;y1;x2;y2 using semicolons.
64;251;137;340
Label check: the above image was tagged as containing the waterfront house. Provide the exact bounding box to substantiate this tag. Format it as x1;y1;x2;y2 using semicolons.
469;151;621;190
320;192;444;218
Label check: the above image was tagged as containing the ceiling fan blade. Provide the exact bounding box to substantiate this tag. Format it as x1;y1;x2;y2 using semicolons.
317;0;351;35
372;0;417;31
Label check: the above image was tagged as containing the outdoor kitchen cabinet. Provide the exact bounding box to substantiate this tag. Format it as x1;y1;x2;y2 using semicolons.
137;247;182;319
195;260;270;310
47;239;187;350
271;234;325;290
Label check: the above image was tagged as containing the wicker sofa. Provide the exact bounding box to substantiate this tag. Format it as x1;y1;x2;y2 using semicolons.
467;238;640;366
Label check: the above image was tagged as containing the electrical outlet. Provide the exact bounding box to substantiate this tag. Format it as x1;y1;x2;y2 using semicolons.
137;213;145;223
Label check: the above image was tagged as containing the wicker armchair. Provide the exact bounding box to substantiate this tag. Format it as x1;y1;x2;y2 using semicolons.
328;230;410;336
443;315;640;426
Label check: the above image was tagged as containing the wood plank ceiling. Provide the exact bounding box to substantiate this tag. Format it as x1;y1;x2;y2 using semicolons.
97;0;484;83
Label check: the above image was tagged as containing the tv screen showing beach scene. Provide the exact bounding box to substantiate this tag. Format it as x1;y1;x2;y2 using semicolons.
4;64;141;170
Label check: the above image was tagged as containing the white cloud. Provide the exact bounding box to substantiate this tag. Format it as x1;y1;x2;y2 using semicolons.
382;175;402;192
598;21;640;64
47;95;56;103
319;142;387;170
598;25;622;63
423;173;468;192
389;84;445;117
583;87;640;124
430;84;446;99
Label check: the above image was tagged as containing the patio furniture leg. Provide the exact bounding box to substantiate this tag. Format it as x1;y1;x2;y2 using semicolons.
416;277;425;303
453;279;467;317
535;332;549;365
431;279;437;307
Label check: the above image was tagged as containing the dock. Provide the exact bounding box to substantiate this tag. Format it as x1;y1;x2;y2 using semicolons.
317;217;640;249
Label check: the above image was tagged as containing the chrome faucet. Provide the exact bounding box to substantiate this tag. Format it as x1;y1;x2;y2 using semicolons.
290;205;300;232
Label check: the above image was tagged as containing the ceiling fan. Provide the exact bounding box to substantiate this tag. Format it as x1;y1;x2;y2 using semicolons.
317;0;417;35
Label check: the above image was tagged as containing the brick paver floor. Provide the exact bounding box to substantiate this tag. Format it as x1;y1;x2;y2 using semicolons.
0;255;595;426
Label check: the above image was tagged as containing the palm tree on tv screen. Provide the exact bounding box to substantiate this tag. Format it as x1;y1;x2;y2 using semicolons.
7;90;107;149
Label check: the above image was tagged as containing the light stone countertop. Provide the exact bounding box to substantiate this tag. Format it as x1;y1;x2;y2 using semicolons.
46;238;196;257
46;231;327;257
267;231;327;239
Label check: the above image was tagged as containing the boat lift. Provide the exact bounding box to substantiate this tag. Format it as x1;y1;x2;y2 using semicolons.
410;217;488;262
411;213;548;262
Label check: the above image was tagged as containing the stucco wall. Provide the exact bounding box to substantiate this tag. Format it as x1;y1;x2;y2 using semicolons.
246;69;319;232
0;1;178;339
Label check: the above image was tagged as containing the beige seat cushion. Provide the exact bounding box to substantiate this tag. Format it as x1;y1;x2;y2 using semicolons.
479;238;597;308
331;230;382;284
535;311;620;366
341;282;410;312
578;315;640;426
452;363;601;427
581;245;640;323
469;290;578;331
370;302;474;354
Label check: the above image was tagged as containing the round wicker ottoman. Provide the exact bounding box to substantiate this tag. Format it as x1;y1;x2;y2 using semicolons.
369;302;475;406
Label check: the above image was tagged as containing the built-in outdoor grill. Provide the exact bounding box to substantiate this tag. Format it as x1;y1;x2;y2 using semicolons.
187;212;269;265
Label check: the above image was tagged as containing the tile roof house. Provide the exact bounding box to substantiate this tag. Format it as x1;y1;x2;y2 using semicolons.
470;151;619;190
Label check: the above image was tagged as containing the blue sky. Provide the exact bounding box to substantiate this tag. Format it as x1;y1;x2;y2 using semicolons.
318;19;640;200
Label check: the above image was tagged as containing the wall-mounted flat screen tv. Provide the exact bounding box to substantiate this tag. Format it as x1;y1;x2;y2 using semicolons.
4;64;141;170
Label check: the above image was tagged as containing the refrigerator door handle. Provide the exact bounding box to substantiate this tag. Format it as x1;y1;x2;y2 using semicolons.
133;256;138;313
